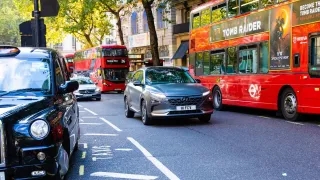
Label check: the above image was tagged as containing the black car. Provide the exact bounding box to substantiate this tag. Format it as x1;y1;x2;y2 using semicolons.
124;67;214;125
0;46;80;179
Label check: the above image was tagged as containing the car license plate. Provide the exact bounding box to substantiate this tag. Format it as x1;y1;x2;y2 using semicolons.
83;94;92;97
0;172;5;180
176;105;196;111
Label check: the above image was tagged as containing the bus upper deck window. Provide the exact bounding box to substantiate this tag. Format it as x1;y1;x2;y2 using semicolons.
211;3;227;23
192;13;200;29
201;8;211;26
240;0;259;14
228;0;238;18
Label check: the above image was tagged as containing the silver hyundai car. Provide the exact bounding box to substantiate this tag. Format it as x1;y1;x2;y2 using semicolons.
124;67;214;125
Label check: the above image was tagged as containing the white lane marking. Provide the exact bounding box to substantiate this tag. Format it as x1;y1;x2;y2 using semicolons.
115;148;133;151
258;116;270;119
79;111;86;113
82;151;86;159
93;157;112;160
285;121;304;126
92;157;96;161
90;172;158;179
78;105;83;107
84;108;98;115
127;137;180;180
82;116;97;119
84;133;118;136
80;118;84;122
80;123;103;125
79;143;88;149
100;117;122;132
79;165;84;175
282;173;287;177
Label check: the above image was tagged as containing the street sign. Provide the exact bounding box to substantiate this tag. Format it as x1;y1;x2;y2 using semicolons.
40;0;60;17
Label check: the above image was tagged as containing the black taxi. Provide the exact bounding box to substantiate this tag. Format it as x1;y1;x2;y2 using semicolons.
0;46;80;179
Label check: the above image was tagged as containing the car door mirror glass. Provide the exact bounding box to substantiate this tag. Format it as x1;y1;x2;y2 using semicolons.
133;80;142;86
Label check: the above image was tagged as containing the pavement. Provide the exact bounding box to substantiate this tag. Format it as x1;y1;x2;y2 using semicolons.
66;93;320;180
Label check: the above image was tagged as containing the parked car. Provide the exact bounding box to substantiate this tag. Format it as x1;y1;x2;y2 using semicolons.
0;46;80;179
124;66;214;125
72;76;101;101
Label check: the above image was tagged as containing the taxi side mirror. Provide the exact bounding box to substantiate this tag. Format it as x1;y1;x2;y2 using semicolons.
59;81;79;94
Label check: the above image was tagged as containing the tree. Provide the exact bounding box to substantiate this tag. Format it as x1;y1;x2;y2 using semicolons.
127;0;171;66
0;0;24;46
13;0;113;48
99;0;126;45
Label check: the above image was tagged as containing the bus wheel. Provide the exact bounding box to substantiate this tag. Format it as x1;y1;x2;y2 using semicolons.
281;88;300;121
213;86;223;111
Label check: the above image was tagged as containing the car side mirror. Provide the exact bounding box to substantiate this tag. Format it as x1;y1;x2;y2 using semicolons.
95;82;98;85
133;80;142;86
195;79;201;83
59;81;79;94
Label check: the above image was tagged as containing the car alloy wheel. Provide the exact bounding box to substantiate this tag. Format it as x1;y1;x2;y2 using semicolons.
124;98;134;118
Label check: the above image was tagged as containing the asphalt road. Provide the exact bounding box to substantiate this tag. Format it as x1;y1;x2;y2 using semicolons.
66;93;320;180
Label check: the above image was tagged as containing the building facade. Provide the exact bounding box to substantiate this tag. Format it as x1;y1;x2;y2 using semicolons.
120;1;177;70
172;0;208;68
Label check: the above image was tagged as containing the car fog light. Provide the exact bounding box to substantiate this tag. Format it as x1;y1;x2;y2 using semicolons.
37;152;46;161
31;170;46;176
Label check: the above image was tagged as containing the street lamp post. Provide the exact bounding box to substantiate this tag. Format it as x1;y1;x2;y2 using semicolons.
33;0;40;47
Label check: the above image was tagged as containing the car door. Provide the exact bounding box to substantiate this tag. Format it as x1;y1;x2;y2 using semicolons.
55;54;78;154
129;70;144;111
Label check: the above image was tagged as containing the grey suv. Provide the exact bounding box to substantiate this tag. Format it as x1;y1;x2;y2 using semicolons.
124;67;214;125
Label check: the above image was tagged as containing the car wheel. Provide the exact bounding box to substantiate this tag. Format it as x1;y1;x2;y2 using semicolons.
73;141;79;152
198;114;211;123
96;98;101;101
125;97;134;118
141;100;153;125
213;86;223;110
281;88;300;121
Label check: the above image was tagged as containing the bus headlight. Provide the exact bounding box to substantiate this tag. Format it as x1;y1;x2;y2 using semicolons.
30;120;49;140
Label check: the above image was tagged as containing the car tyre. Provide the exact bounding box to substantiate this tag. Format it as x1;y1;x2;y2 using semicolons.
141;100;153;125
213;86;223;110
73;141;79;152
281;88;300;121
125;97;134;118
198;114;211;123
96;98;101;101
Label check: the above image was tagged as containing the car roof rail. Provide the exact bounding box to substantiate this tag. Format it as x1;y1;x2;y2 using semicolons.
0;46;20;57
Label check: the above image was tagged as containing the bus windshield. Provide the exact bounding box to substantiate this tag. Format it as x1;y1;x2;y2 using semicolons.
103;68;129;82
102;48;128;57
66;58;73;63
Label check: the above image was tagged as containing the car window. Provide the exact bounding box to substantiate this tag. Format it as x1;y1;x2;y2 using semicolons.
132;71;142;82
55;59;65;87
146;68;195;84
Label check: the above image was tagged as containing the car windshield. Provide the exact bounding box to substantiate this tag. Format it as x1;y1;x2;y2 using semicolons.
0;57;51;95
72;78;94;85
103;68;129;82
146;68;196;84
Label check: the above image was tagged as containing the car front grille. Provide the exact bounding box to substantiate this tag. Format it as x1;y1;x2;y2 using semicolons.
79;90;95;94
169;110;202;115
168;96;205;106
0;121;5;167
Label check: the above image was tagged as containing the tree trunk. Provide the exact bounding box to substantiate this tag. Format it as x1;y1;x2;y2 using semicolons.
116;13;125;45
142;0;160;66
84;33;94;47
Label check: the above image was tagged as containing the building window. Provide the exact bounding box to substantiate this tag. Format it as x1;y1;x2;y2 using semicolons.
143;11;149;32
157;8;166;29
131;12;138;35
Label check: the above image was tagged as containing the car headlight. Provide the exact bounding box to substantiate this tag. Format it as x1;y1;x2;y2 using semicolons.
95;88;100;92
202;91;210;96
30;120;49;140
150;92;166;99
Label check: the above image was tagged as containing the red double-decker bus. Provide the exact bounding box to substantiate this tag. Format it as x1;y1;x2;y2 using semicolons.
64;53;74;73
189;0;320;121
74;45;130;93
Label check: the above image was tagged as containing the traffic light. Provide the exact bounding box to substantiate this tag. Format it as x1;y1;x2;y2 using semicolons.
19;19;46;47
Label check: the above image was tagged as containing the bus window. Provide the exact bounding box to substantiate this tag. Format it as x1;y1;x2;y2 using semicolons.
260;41;269;73
192;13;200;29
196;52;204;75
240;0;259;14
261;0;275;8
210;51;225;75
239;45;258;74
227;47;237;74
227;0;238;18
201;8;211;26
203;52;210;75
211;3;227;23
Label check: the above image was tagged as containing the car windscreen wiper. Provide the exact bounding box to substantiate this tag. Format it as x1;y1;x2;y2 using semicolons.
0;88;45;97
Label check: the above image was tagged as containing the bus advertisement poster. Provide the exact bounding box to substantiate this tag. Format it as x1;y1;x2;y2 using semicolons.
270;4;292;70
292;0;320;26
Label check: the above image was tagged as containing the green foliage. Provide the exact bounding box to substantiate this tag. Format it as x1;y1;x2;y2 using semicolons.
0;0;24;46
